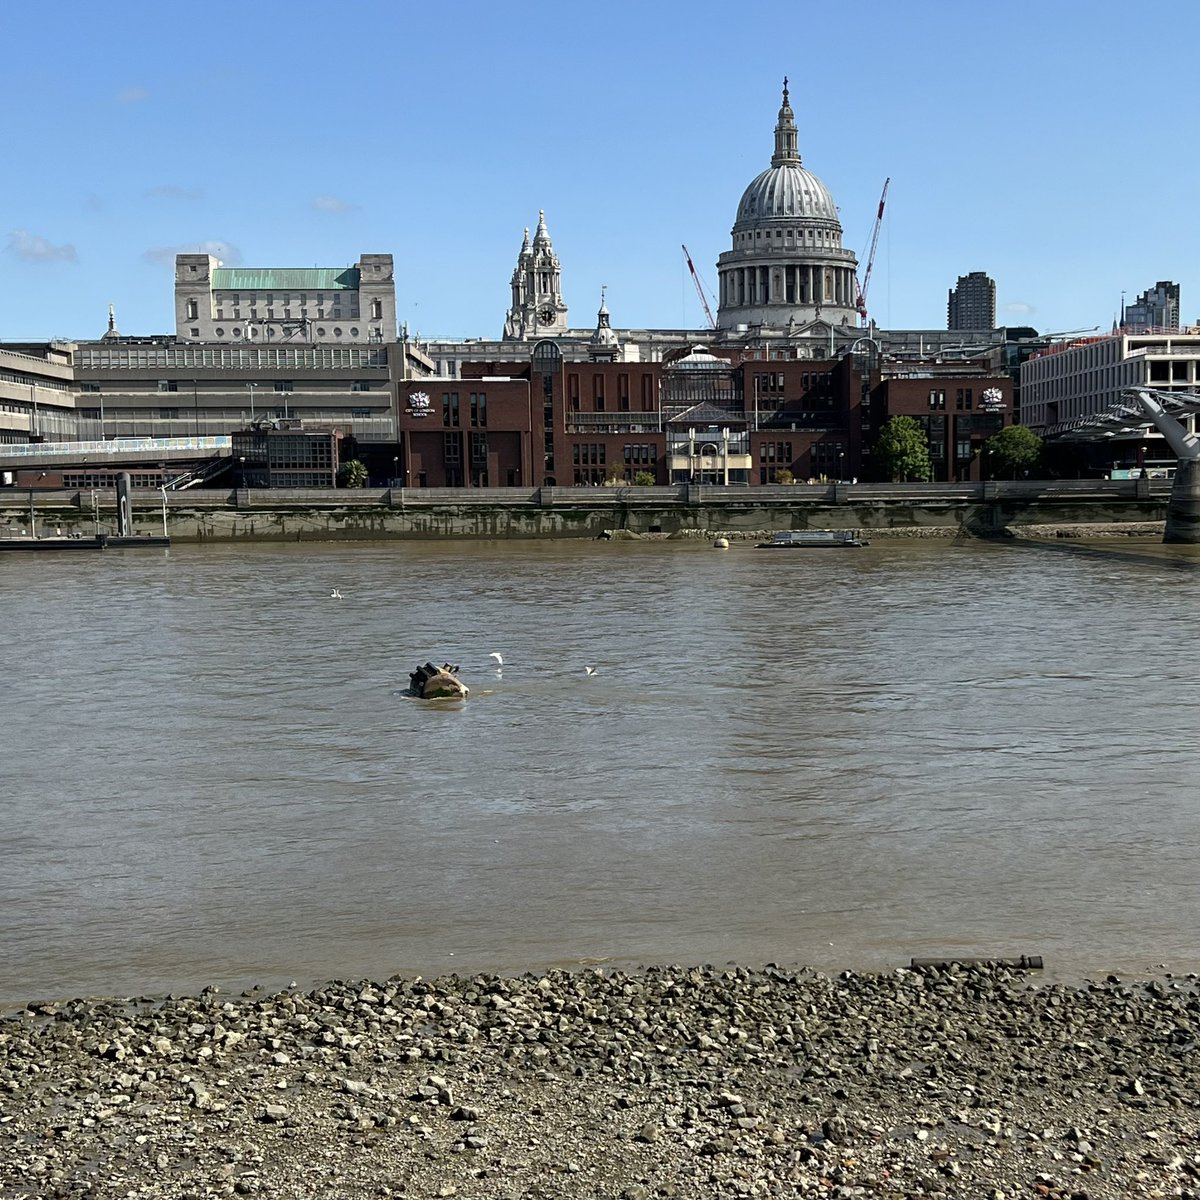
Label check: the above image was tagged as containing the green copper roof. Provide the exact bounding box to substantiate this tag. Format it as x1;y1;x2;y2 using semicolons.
212;267;360;291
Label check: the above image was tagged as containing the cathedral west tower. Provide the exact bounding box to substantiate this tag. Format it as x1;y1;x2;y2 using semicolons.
716;81;858;331
503;210;568;340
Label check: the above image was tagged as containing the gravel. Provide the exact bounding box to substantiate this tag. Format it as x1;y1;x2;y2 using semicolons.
2;962;1198;1199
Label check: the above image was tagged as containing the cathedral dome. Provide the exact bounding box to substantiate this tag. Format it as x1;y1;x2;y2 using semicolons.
732;79;839;227
715;79;859;332
735;165;838;224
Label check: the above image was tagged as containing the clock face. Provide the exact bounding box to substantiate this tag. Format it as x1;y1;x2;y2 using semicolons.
538;305;556;325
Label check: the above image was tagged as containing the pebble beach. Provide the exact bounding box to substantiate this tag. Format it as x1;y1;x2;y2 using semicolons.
3;962;1199;1199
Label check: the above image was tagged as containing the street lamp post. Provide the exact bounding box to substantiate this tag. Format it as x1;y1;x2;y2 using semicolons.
160;486;168;537
247;382;256;424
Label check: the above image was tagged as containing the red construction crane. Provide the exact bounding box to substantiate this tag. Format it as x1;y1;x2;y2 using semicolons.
854;177;890;327
682;244;718;330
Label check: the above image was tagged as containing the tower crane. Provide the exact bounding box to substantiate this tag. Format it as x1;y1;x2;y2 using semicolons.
854;177;890;327
682;244;718;331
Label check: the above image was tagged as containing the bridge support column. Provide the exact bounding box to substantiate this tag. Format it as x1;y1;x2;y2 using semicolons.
1164;458;1200;543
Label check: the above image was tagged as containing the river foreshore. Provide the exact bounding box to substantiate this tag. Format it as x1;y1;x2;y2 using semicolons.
3;963;1198;1199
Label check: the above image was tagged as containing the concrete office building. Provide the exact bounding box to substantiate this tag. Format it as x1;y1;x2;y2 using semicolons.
1021;331;1200;437
0;342;76;446
947;272;996;331
1121;281;1181;333
173;253;397;345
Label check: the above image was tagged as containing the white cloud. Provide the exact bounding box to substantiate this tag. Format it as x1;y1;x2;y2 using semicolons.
115;85;148;104
7;230;78;263
143;240;242;267
312;194;355;213
1003;301;1036;316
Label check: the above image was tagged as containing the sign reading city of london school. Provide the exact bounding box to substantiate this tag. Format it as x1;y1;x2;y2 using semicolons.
407;391;432;417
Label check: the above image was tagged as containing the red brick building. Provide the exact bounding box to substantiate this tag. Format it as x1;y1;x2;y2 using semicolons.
870;370;1013;481
394;343;1011;487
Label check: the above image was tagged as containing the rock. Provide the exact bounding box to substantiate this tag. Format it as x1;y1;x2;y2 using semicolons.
1;963;1197;1197
409;663;469;700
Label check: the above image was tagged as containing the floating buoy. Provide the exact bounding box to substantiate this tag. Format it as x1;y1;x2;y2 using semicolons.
713;536;730;549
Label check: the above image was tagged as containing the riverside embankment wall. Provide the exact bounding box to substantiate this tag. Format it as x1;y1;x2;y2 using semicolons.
1;479;1170;542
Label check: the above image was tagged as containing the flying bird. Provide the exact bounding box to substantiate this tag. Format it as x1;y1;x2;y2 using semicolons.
330;588;342;599
585;666;597;675
489;652;503;667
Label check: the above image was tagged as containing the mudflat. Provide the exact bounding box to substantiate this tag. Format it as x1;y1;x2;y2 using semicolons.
2;963;1197;1198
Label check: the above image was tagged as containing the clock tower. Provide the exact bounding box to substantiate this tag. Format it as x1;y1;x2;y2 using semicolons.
502;210;568;340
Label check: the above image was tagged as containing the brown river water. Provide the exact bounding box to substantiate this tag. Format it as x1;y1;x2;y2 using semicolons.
3;535;1200;1004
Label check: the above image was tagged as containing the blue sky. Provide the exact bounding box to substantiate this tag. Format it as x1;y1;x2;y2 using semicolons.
4;0;1196;343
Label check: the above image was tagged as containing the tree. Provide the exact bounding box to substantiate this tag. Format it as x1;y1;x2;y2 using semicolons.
985;424;1042;480
873;416;932;482
337;459;368;488
775;467;795;485
633;470;656;486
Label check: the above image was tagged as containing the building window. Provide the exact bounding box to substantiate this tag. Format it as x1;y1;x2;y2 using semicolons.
190;327;200;337
956;439;973;460
470;392;487;427
442;392;460;427
350;381;371;392
444;432;461;465
274;380;294;393
955;388;973;410
350;408;370;418
80;382;102;393
157;380;178;393
928;390;945;409
159;407;179;419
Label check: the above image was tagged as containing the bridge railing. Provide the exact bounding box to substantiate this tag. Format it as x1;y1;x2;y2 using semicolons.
0;478;1172;512
0;436;232;459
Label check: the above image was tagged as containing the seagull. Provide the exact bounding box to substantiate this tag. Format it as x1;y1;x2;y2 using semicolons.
330;588;342;599
489;652;503;667
584;666;597;675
